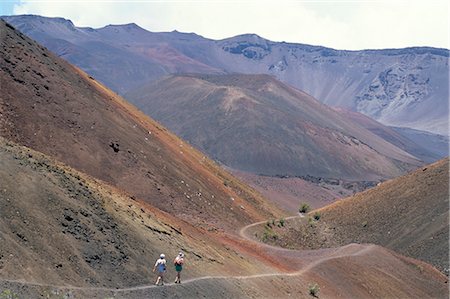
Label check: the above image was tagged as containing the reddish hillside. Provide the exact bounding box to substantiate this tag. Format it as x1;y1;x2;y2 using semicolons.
0;20;448;299
256;158;449;273
0;137;273;287
0;20;283;232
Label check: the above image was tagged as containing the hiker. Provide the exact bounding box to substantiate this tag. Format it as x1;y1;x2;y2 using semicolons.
153;253;167;286
173;252;184;283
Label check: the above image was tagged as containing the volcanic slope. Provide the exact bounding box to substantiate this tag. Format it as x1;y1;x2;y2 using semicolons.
126;73;422;180
334;107;447;163
255;158;449;273
1;15;221;94
0;140;448;299
0;137;279;289
1;20;449;299
0;139;448;299
0;20;283;233
3;15;448;135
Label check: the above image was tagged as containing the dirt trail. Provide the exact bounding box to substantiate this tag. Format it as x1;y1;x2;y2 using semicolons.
0;214;374;294
0;244;373;293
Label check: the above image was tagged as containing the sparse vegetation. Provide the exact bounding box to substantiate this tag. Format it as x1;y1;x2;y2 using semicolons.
0;289;19;299
415;264;424;273
299;203;310;213
308;283;320;297
262;228;278;242
308;217;316;228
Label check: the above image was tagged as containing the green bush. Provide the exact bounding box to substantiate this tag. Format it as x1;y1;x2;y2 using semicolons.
299;203;310;213
308;283;320;297
0;290;19;299
262;228;278;242
313;212;321;221
278;218;285;227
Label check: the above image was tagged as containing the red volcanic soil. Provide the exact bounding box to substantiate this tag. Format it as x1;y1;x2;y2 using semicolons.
0;20;448;299
256;158;449;274
0;20;284;233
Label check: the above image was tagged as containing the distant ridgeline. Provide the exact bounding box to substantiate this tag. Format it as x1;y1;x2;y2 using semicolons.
2;15;449;136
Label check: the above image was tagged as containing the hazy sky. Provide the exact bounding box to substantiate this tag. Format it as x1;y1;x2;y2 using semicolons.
1;0;449;50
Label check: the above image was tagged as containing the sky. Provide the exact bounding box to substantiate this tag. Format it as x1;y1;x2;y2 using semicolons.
1;0;449;50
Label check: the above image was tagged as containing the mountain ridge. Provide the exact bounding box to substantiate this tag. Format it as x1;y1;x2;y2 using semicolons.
126;73;422;181
1;18;448;299
2;14;448;135
5;15;450;54
0;19;283;233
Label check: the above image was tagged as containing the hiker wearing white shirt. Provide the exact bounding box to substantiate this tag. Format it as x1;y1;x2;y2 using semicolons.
153;254;167;286
173;252;185;283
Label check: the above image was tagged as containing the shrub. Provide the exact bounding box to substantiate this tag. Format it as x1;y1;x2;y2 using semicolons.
0;290;19;299
299;203;310;213
415;264;424;273
313;212;321;221
262;228;278;242
278;218;285;227
308;283;320;297
308;217;316;228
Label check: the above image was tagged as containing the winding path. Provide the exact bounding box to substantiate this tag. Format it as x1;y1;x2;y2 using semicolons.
0;214;375;294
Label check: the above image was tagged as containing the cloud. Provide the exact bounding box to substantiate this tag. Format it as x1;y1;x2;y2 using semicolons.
12;0;449;50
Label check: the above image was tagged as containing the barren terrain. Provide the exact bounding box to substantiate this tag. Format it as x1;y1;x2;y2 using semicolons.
0;20;448;298
231;169;374;212
0;20;283;234
254;159;449;274
4;15;449;135
126;73;422;181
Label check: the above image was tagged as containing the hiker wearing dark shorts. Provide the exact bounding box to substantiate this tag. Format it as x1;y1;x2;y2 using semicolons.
173;252;184;283
153;254;166;286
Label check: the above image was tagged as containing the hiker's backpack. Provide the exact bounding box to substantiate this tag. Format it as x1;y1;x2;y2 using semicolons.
158;260;166;272
175;257;184;265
